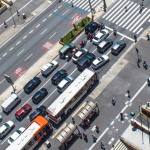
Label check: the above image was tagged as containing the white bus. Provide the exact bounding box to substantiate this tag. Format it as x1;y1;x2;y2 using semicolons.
46;68;99;124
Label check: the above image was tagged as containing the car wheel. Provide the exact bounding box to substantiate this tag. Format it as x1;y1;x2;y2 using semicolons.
67;108;71;114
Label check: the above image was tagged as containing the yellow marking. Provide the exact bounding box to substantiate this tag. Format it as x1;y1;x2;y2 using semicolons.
72;102;86;117
51;122;67;139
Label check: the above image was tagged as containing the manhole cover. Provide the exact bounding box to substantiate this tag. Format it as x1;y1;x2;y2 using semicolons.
108;130;112;135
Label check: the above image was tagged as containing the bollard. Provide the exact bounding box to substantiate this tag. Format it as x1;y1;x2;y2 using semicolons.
22;13;26;19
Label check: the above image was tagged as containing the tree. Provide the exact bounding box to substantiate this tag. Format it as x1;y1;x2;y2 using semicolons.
0;0;2;7
73;24;77;31
81;19;85;27
70;31;74;38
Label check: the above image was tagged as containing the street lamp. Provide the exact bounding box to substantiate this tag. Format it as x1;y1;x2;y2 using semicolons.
88;0;94;21
8;7;16;28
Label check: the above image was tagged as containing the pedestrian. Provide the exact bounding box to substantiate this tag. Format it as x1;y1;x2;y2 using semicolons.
96;125;99;133
83;132;86;137
71;1;73;7
113;28;116;36
92;134;97;141
127;90;130;98
101;142;106;149
124;6;127;12
87;118;90;124
16;10;20;16
137;57;141;68
78;131;82;138
4;21;7;28
112;98;116;106
72;116;75;123
143;61;148;70
85;121;89;127
50;123;53;131
146;33;150;41
134;35;137;43
139;7;142;14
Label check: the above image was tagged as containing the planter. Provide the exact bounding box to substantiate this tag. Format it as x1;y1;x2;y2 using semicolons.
0;3;7;14
2;0;13;6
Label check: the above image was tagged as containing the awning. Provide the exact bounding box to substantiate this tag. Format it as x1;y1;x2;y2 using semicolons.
56;123;76;143
78;101;97;120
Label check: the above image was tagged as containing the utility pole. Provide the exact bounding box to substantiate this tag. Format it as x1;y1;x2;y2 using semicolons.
8;7;16;28
88;0;94;21
103;0;107;12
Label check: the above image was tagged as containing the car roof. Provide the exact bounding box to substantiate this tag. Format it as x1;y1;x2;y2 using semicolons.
112;43;120;50
75;51;82;57
78;56;89;65
57;78;68;88
98;40;107;48
59;43;74;53
96;32;104;38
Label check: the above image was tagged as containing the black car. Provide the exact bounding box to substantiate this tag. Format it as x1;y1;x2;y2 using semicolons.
30;105;47;121
97;38;113;53
85;22;98;35
77;53;95;71
32;88;48;104
51;69;68;85
24;77;41;93
111;40;126;55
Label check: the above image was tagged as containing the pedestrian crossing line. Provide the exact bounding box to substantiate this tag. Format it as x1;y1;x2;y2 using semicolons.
126;8;147;30
82;0;91;9
106;0;127;20
89;0;101;12
79;0;88;8
75;0;84;7
85;0;97;11
115;2;135;24
109;1;131;22
120;4;138;27
102;0;122;18
136;28;143;34
133;14;150;32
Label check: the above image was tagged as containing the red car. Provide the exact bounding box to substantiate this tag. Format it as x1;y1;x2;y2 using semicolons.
15;104;32;120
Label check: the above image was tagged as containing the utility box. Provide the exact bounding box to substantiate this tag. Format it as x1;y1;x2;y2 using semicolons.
22;13;26;19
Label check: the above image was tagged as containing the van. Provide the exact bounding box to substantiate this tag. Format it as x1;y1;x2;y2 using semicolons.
57;76;73;93
1;93;21;114
59;43;75;59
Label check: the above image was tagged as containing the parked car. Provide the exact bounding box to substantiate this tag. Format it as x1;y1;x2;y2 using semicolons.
97;38;113;53
91;55;109;69
0;115;2;122
59;43;75;59
77;53;95;71
85;22;99;35
111;40;126;55
15;104;32;121
32;88;48;104
92;29;109;45
30;105;47;121
57;76;74;93
0;120;15;139
72;48;89;63
51;69;68;85
41;60;58;76
8;127;25;144
24;77;41;93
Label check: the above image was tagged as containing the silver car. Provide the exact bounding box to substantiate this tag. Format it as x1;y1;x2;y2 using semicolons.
92;29;109;45
91;55;109;69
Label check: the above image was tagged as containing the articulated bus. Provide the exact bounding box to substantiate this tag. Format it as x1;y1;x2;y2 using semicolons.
6;116;51;150
46;68;99;124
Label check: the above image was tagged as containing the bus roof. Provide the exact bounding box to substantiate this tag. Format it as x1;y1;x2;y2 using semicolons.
6;116;48;150
47;68;96;116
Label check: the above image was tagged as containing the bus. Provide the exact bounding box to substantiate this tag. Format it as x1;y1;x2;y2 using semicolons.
46;68;99;124
6;116;51;150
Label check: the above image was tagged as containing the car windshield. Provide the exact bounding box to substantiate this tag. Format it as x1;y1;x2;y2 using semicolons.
101;31;105;34
50;63;54;67
59;70;65;74
4;123;10;128
8;137;14;143
38;108;43;112
97;57;103;62
39;89;45;94
32;79;37;83
22;106;27;111
65;77;71;82
94;37;99;40
16;130;22;134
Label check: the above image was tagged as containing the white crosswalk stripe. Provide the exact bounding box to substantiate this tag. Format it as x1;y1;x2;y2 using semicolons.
63;0;102;12
102;0;150;34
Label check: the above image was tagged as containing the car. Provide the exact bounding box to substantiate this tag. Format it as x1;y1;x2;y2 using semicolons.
8;127;25;144
15;104;32;121
77;53;95;71
24;77;41;93
57;76;74;93
85;22;99;35
0;115;2;122
92;29;109;45
0;120;15;139
29;105;47;121
51;69;68;85
72;48;89;63
111;40;126;55
41;60;58;76
91;55;109;69
97;38;113;53
32;88;48;104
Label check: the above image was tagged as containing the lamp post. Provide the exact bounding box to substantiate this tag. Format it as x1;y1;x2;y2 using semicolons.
103;0;107;12
88;0;94;21
8;7;16;28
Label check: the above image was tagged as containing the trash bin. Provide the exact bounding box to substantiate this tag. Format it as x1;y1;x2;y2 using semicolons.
45;140;51;148
22;13;26;19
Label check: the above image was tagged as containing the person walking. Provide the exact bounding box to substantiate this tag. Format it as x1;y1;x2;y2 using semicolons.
127;90;130;98
71;1;73;7
16;10;20;16
113;28;117;36
112;98;116;106
92;134;97;141
72;117;75;123
146;33;150;41
101;142;106;149
124;6;127;12
96;125;99;133
134;35;137;43
143;61;148;70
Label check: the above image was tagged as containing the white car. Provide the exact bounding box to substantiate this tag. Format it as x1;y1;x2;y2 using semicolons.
41;60;58;76
91;55;109;69
92;29;109;45
72;48;89;63
0;120;15;139
8;127;25;144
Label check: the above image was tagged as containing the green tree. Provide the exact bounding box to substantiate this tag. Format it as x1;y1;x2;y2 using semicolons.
70;31;74;38
73;24;77;31
0;0;1;7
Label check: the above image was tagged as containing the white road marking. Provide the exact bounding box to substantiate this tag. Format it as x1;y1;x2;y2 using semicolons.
136;28;143;34
71;13;77;19
42;19;46;22
47;1;52;3
32;12;36;16
17;49;24;56
49;14;52;17
40;29;47;35
1;135;10;145
3;53;7;57
36;24;40;28
49;32;56;39
54;9;57;12
58;5;62;8
29;30;33;34
92;48;97;53
120;36;124;40
24;54;33;61
10;47;13;51
23;35;27;39
16;41;21;45
63;9;69;15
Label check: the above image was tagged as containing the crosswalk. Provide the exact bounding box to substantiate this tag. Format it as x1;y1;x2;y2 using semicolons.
102;0;150;34
63;0;102;12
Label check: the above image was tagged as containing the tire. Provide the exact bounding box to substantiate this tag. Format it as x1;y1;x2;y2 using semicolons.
67;108;71;114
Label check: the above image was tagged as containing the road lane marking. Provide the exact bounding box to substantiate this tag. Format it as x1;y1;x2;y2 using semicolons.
10;47;13;51
54;9;57;12
23;35;27;39
69;68;77;76
58;5;62;8
36;24;40;28
71;13;77;19
42;19;46;22
24;54;33;61
63;9;69;15
49;14;52;17
16;41;21;45
49;32;56;39
1;135;11;145
17;49;24;56
47;1;52;3
3;53;7;57
40;29;47;35
0;78;5;84
136;28;143;35
29;30;33;34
